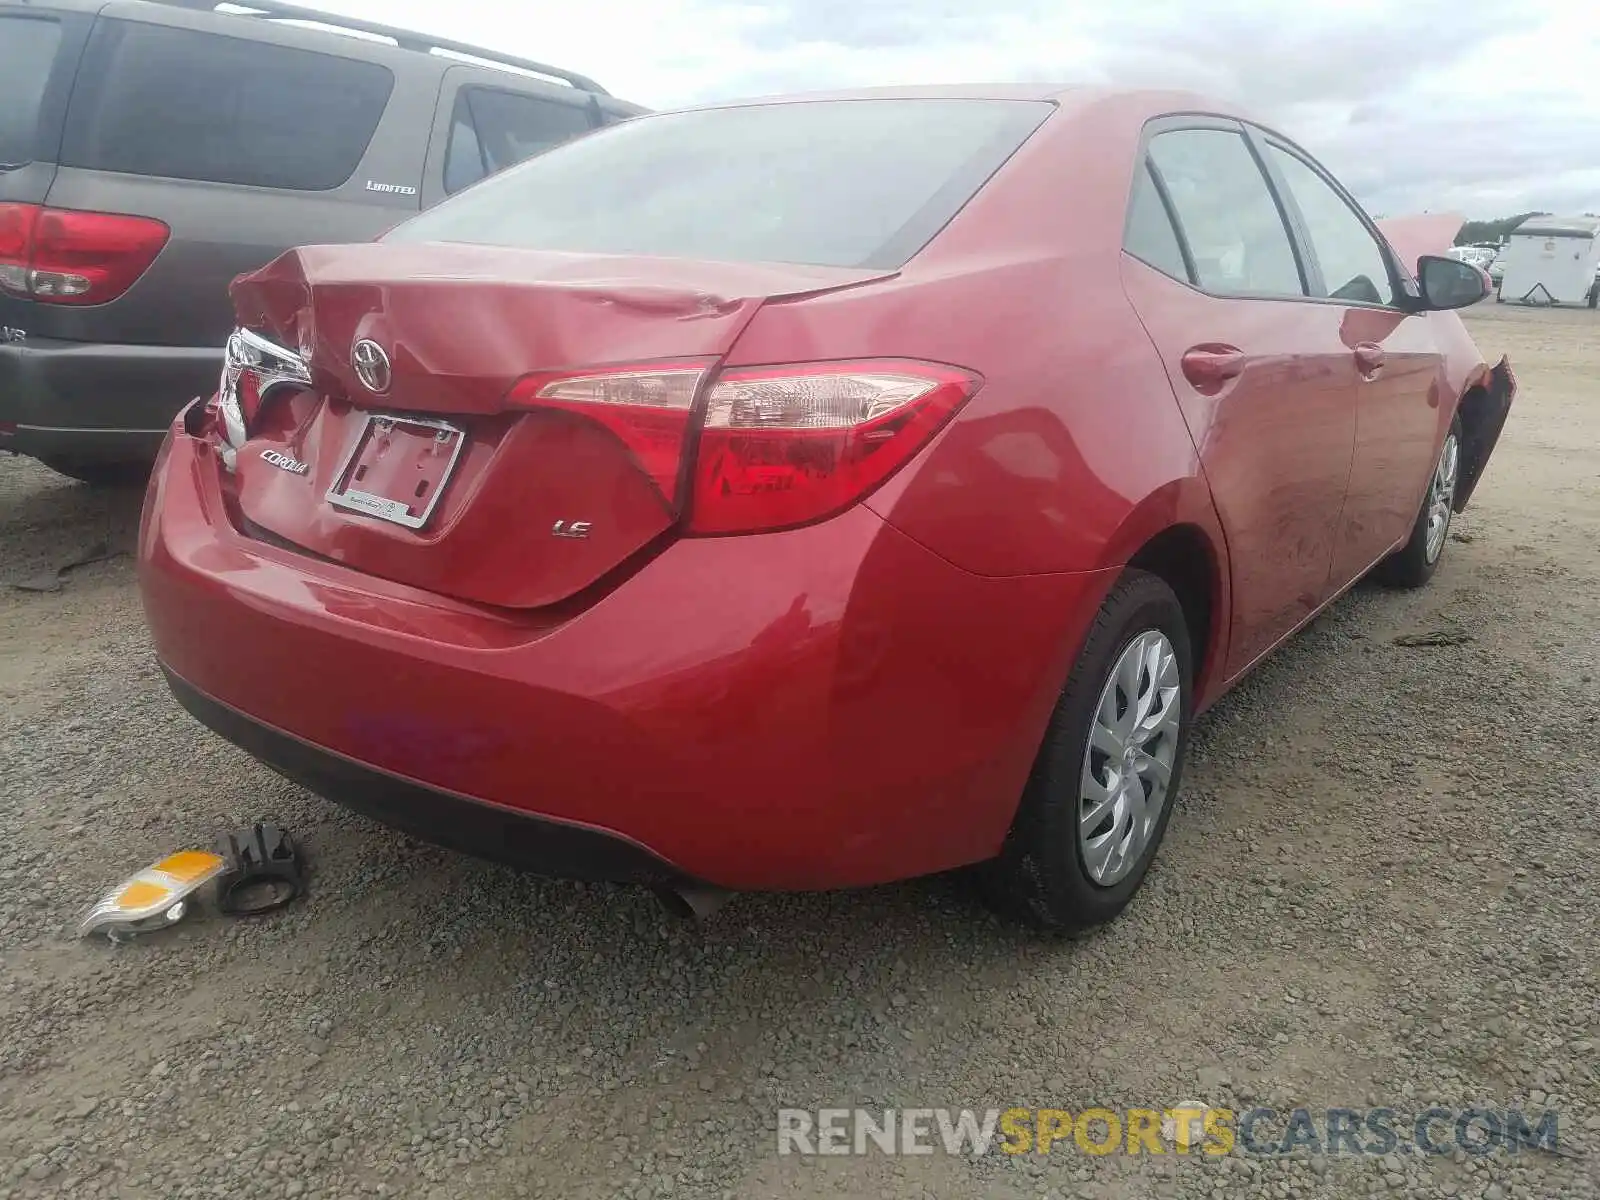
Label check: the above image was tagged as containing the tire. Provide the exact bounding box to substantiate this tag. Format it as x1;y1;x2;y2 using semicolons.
1377;418;1461;589
37;456;152;488
978;569;1193;933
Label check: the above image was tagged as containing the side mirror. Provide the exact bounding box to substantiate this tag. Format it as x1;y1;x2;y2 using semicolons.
1416;254;1491;310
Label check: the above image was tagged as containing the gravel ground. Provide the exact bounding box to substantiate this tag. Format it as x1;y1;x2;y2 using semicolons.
1;302;1596;1200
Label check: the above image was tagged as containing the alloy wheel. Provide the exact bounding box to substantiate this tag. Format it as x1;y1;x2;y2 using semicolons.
1078;629;1182;887
1425;432;1460;565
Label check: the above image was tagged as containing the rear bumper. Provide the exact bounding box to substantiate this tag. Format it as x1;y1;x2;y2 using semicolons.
139;426;1112;890
0;336;217;463
164;666;694;885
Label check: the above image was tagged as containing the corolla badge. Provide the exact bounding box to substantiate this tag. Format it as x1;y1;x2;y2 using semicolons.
260;449;309;475
351;339;391;394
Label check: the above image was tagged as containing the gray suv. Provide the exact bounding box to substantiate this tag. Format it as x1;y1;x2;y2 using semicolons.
0;0;644;484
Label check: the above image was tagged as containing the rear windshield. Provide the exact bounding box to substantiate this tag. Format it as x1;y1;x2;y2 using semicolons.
0;15;62;168
384;98;1054;270
60;20;393;191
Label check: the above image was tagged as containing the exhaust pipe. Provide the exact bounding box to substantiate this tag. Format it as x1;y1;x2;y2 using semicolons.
652;882;732;921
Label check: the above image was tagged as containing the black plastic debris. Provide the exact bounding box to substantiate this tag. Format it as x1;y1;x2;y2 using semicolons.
214;822;305;916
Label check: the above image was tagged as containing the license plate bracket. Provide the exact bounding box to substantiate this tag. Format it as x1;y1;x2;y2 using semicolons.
326;413;466;530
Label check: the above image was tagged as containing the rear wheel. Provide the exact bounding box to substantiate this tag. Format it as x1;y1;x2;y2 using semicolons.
1377;420;1460;589
979;570;1193;932
37;456;152;488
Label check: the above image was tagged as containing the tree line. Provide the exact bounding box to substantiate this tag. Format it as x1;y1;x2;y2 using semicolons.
1367;212;1552;244
1454;213;1550;245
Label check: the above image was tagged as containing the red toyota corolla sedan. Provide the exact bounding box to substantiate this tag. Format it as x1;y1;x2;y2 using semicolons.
138;86;1514;930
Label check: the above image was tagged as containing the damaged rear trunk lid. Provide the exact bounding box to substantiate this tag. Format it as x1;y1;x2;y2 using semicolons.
224;242;894;609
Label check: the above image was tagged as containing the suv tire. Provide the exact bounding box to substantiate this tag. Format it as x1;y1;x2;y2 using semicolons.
39;456;152;488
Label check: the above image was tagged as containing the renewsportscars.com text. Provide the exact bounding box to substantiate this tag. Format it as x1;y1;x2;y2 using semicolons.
776;1106;1562;1158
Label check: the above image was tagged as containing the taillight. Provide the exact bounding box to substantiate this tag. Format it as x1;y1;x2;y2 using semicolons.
0;205;35;295
507;360;713;504
506;357;979;535
216;328;312;455
0;203;170;305
690;360;978;534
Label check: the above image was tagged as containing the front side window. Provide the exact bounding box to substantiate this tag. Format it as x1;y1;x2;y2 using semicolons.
1148;128;1304;298
1266;144;1398;306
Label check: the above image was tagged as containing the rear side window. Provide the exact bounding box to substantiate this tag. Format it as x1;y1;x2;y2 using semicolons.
1123;162;1189;282
389;98;1054;270
444;88;595;194
0;16;62;167
60;21;394;190
1149;128;1304;298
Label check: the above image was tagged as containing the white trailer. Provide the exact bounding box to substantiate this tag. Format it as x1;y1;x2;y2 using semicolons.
1497;215;1600;305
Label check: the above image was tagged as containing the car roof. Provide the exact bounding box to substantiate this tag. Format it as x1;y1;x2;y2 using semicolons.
694;83;1088;105
665;83;1245;123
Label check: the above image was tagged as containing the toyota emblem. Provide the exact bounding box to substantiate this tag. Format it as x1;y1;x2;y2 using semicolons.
351;339;392;394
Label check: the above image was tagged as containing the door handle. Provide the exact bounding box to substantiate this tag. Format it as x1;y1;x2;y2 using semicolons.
1180;344;1246;394
1354;343;1386;378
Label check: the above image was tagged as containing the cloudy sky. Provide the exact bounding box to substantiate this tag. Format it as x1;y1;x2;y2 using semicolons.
314;0;1600;219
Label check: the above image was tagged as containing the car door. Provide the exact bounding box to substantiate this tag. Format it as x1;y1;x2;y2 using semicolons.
1119;120;1361;679
1254;134;1444;587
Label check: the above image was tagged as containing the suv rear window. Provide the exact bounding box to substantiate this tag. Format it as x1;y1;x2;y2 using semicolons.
60;20;393;190
388;98;1053;270
0;15;62;167
444;88;595;194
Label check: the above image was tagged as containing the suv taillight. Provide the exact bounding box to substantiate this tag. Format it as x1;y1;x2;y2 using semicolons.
507;358;980;535
0;203;170;306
